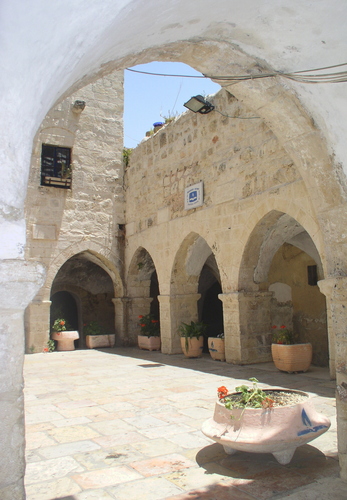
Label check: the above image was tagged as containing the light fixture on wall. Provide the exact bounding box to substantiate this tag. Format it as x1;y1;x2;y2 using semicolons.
72;100;86;113
183;95;215;114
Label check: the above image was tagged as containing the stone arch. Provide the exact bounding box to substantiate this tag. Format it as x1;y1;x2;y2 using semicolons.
169;232;223;353
25;241;124;352
126;246;160;345
236;209;328;367
50;252;116;349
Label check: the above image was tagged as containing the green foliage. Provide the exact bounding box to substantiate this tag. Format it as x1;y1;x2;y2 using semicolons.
138;314;160;337
272;325;295;345
221;378;271;410
123;147;133;167
178;321;207;351
84;321;108;336
52;318;71;332
47;340;55;352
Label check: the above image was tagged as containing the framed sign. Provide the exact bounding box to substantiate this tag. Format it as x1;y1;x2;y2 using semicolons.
185;181;204;210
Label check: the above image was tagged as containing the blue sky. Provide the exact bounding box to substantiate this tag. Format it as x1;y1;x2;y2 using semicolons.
123;62;221;148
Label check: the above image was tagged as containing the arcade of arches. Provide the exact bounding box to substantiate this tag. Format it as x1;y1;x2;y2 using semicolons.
21;50;347;491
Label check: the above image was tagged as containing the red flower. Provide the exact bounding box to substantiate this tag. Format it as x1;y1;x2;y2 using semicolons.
59;320;65;326
138;315;143;319
280;325;286;329
140;324;145;327
217;386;228;399
43;347;49;352
272;325;277;329
151;319;159;323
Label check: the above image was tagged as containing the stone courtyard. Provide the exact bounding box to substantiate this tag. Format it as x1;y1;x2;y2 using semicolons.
24;348;346;500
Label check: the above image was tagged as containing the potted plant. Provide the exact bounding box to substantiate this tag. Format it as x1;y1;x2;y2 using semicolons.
179;321;206;358
85;321;115;349
202;378;330;465
208;332;225;361
271;325;312;373
138;314;161;351
51;318;79;351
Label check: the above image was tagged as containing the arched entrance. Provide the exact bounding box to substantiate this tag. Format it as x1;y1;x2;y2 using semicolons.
170;232;223;354
51;252;116;348
238;211;328;367
127;247;160;345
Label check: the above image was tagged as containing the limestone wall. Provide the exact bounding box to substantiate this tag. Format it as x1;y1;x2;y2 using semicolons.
25;72;125;351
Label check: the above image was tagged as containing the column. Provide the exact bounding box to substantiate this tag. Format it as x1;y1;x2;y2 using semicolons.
158;293;201;354
25;300;51;353
318;277;347;481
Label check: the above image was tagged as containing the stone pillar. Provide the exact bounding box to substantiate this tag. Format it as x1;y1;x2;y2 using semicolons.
158;293;201;354
318;278;337;378
219;291;273;365
0;260;45;500
112;297;129;346
24;300;51;353
318;277;347;481
127;297;153;344
218;293;242;364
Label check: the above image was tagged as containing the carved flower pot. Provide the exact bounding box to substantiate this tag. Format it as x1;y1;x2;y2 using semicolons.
180;337;204;358
138;335;161;351
271;343;312;373
202;389;330;465
86;334;116;349
51;330;79;351
208;338;225;361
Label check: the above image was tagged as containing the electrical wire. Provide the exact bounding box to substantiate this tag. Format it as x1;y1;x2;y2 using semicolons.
126;62;347;84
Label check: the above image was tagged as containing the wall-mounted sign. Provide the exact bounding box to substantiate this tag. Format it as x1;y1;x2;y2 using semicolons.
185;181;204;210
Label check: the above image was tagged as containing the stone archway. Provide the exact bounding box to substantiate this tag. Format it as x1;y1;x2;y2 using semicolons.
126;247;160;345
237;210;328;367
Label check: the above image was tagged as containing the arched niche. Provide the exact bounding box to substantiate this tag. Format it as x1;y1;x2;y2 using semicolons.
238;211;328;366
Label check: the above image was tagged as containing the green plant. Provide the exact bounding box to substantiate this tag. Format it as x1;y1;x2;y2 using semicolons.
178;321;207;351
123;147;133;167
138;314;160;337
47;339;55;352
218;378;274;410
272;325;295;345
52;318;71;332
84;321;108;336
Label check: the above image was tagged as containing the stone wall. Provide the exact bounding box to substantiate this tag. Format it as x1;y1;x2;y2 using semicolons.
25;72;125;351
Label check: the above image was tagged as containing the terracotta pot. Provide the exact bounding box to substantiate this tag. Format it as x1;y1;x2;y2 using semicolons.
138;335;161;351
86;334;116;349
51;330;79;351
271;343;312;373
202;389;330;465
180;336;204;358
208;337;225;361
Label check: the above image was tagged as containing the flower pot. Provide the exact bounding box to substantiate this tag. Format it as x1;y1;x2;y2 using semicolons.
271;343;312;373
86;334;116;349
180;336;204;358
202;389;330;465
208;337;225;361
138;335;161;351
51;330;79;351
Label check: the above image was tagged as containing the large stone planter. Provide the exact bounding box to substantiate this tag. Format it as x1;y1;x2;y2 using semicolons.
86;334;116;349
138;335;161;351
271;343;312;373
51;330;79;351
202;389;330;465
208;337;225;361
180;336;204;358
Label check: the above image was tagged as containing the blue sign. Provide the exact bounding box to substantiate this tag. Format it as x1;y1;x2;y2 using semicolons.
185;182;203;210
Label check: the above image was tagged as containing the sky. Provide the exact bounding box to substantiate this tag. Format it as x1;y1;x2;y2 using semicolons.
123;62;221;148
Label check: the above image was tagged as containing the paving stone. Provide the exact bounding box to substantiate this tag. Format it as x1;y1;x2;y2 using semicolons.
25;456;84;485
108;476;184;500
72;465;143;489
38;440;101;459
25;477;82;500
129;453;196;477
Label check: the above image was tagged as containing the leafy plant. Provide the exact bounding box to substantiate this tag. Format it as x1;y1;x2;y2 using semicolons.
178;321;207;351
52;318;71;332
123;147;133;167
272;325;295;345
84;321;108;336
218;378;274;410
138;314;160;337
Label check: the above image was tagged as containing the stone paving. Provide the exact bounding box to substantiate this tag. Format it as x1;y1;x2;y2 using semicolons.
24;348;346;499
